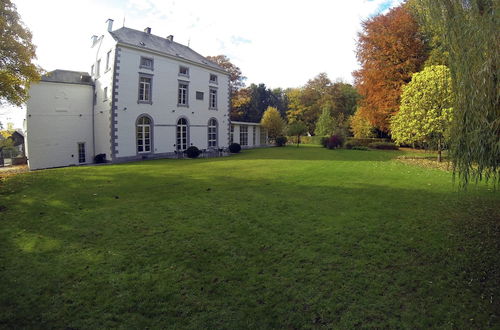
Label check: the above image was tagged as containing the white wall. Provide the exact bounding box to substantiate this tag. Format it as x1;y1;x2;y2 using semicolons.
26;82;94;170
112;45;230;159
91;34;116;160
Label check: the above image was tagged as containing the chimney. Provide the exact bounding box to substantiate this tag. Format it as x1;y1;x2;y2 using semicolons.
144;27;151;34
167;35;174;42
91;35;98;47
106;18;114;32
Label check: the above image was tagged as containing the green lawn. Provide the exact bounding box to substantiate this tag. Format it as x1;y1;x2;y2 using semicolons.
0;145;498;328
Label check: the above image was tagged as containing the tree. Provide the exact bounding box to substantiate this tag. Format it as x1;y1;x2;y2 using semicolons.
415;0;499;186
353;4;428;132
287;121;307;147
0;0;42;106
206;55;246;94
391;65;453;162
350;109;376;138
260;106;285;142
314;105;335;136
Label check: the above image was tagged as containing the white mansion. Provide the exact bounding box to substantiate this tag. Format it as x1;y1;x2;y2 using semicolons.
25;19;267;170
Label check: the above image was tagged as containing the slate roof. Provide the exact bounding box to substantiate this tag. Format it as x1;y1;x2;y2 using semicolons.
41;70;93;85
109;27;227;73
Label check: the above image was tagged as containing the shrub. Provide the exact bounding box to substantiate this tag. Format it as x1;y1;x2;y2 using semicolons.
368;142;399;150
275;136;287;147
320;137;330;148
352;146;370;151
345;138;388;147
228;143;241;153
94;154;106;163
185;146;201;158
327;134;344;149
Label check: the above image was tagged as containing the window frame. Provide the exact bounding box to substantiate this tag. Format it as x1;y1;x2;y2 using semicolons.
138;73;153;104
105;50;112;71
178;81;189;107
207;118;218;148
209;74;218;84
136;115;153;154
176;117;189;151
140;56;154;70
77;142;86;163
178;65;189;77
209;87;217;110
240;125;248;146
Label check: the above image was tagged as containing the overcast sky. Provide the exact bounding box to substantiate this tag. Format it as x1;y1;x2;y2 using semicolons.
2;0;403;128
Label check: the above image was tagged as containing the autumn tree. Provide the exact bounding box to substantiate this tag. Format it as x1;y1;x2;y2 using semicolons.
391;65;453;162
415;0;499;186
206;55;246;94
354;4;428;132
350;109;376;138
0;0;42;106
260;106;285;142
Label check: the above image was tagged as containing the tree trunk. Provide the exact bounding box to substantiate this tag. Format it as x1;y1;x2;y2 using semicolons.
437;138;442;162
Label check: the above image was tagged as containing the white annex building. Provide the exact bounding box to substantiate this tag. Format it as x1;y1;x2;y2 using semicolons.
25;19;268;170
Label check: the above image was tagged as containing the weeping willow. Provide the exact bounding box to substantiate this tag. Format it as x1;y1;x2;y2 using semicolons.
416;0;499;187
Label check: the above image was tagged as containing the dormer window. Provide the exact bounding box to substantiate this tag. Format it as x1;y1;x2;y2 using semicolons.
140;56;154;70
179;66;189;77
209;74;218;84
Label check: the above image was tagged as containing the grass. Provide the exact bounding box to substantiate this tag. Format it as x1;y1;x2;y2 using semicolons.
0;145;498;328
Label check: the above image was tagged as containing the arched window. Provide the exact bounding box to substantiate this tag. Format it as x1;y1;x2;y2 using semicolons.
208;118;218;148
176;118;188;151
137;116;151;153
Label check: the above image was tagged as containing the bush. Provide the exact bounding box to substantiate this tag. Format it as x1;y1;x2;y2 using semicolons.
94;154;106;163
228;143;241;153
320;137;330;148
275;136;287;147
327;134;345;149
367;142;399;150
352;146;370;151
185;146;201;158
345;138;388;147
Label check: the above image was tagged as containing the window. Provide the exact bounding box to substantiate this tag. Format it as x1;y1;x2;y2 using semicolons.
137;116;151;153
78;143;86;163
96;59;101;77
179;66;189;76
208;118;218;148
252;126;256;146
91;64;94;76
230;125;234;143
209;88;217;109
209;74;218;84
103;87;108;101
260;128;267;145
138;75;152;103
105;50;112;71
196;91;204;100
178;82;188;106
140;56;154;70
176;118;188;151
240;125;248;146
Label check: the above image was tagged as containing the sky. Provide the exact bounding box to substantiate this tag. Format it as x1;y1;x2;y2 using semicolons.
1;0;404;128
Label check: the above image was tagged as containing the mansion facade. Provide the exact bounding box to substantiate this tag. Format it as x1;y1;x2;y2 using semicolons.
25;20;267;170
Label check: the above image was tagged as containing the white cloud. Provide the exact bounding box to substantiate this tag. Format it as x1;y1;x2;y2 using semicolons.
2;0;402;128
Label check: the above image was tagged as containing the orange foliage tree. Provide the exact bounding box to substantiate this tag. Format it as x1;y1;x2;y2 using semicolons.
353;5;427;132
